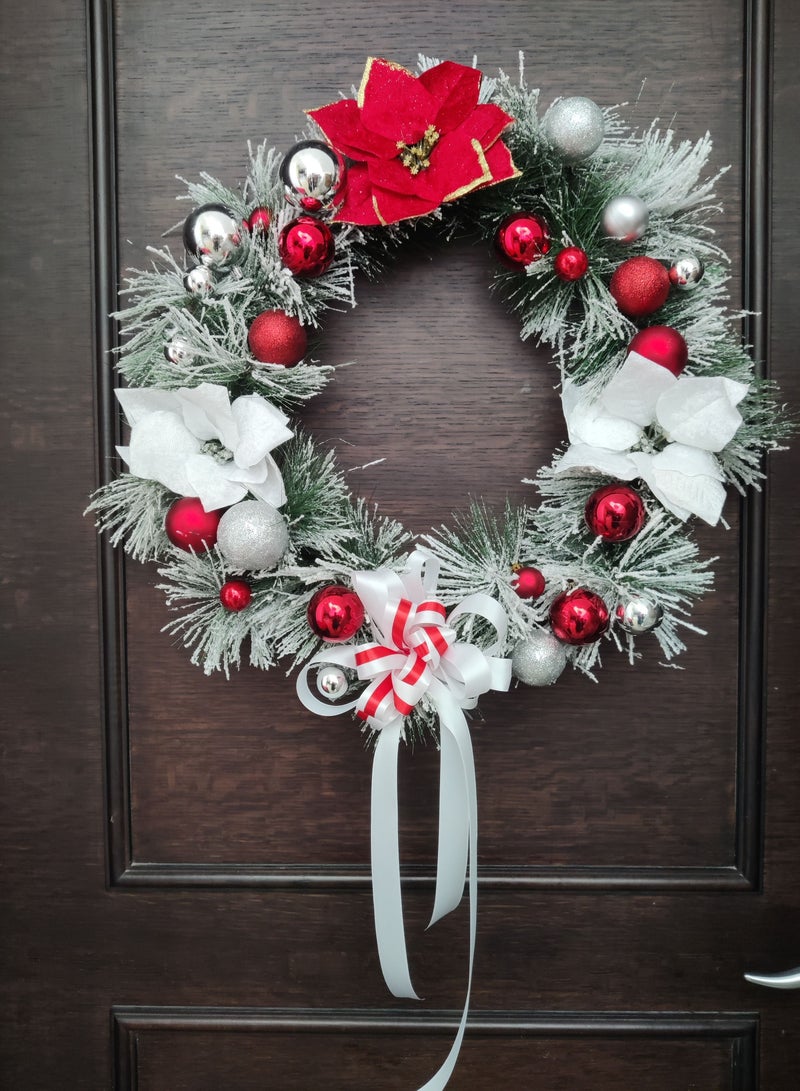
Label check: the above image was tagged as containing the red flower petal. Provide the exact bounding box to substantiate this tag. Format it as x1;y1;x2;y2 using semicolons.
358;57;438;144
419;131;492;203
372;186;442;225
456;102;515;149
366;156;443;203
480;138;520;187
332;163;382;225
418;60;482;133
307;99;397;161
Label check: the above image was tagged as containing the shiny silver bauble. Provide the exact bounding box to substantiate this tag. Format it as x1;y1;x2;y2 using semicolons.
615;595;664;633
669;254;705;290
280;140;346;212
164;336;195;366
183;265;214;296
602;195;649;243
316;666;348;699
183;204;243;268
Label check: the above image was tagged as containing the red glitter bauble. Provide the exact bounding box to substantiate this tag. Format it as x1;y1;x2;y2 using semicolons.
549;588;610;645
247;309;307;367
307;585;365;643
554;246;589;282
219;579;252;612
244;207;271;232
164;497;222;553
585;483;646;542
512;566;546;599
609;256;670;318
278;216;335;277
629;325;689;377
494;212;551;269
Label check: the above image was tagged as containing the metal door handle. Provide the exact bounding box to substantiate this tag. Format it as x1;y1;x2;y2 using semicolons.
744;967;800;989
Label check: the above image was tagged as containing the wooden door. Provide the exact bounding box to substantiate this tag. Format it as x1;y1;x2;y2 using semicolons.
3;0;800;1087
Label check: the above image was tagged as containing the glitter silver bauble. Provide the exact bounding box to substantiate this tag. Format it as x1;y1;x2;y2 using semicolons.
669;254;705;290
316;666;348;699
615;595;664;634
280;140;346;213
511;632;568;687
183;204;243;268
183;265;214;296
164;336;195;366
543;96;605;161
216;500;289;571
602;195;650;243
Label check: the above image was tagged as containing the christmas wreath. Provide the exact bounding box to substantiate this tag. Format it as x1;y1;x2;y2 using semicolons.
88;56;790;1091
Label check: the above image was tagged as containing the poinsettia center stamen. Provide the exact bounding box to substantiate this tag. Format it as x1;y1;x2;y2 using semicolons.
397;125;440;175
201;438;234;463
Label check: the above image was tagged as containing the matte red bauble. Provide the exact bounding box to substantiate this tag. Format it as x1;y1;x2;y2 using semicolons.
245;207;271;232
307;585;365;642
247;309;307;367
512;566;546;599
549;588;609;645
278;216;335;277
495;212;551;269
554;246;589;282
628;325;689;377
584;483;646;542
165;497;222;553
609;256;670;318
219;579;252;612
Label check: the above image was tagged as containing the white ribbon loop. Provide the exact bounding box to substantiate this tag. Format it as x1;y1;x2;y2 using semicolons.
556;350;748;525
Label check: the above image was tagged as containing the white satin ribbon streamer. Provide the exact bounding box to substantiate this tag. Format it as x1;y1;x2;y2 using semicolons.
296;548;511;1088
556;351;749;524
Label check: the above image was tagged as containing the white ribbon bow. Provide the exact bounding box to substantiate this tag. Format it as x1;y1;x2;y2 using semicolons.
556;350;749;524
297;548;511;1091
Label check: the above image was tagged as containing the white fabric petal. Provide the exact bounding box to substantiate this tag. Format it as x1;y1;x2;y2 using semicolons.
178;383;238;447
655;376;749;453
184;453;248;511
561;380;643;451
247;452;287;507
600;351;677;426
230;394;294;468
124;410;200;496
554;443;639;479
630;445;727;525
116;386;180;425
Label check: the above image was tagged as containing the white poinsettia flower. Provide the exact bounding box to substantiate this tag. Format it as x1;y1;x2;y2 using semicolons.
115;382;293;512
556;352;749;526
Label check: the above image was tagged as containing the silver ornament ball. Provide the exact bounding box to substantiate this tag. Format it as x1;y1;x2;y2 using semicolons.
669;254;705;290
543;96;605;161
615;595;664;634
511;631;568;687
164;336;195;366
216;500;289;571
183;204;243;268
280;140;346;212
602;195;650;243
183;265;215;296
316;666;348;699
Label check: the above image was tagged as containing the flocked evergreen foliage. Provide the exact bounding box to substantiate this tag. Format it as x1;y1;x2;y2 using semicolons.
87;53;792;741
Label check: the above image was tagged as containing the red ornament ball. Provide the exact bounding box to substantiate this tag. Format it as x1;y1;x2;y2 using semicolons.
247;309;307;367
307;585;365;643
495;212;551;269
244;207;271;232
629;324;689;377
609;256;670;318
165;497;222;553
512;566;546;599
219;579;252;612
278;216;335;277
584;483;646;542
549;588;610;645
554;246;589;282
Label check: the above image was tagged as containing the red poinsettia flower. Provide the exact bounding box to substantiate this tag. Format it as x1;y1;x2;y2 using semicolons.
307;58;519;226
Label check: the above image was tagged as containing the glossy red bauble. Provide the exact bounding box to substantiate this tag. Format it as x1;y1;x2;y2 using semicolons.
549;588;610;645
219;579;252;612
307;585;365;642
628;325;689;377
165;497;222;553
512;566;546;599
609;256;670;318
494;212;551;269
584;483;646;542
554;246;589;282
247;309;307;367
244;207;271;232
278;216;335;277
